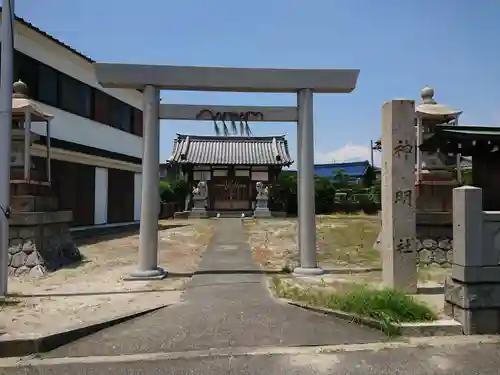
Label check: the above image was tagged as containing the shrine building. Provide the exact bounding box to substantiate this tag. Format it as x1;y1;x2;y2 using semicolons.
166;134;293;211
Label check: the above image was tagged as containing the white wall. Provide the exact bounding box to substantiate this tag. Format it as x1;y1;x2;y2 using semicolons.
134;173;142;221
31;105;142;159
94;167;108;225
6;18;143;159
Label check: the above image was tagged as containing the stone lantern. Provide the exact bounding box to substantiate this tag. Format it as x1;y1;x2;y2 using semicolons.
415;86;462;212
8;81;81;278
11;80;53;186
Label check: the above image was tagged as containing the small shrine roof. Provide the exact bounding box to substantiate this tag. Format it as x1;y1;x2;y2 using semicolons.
167;134;293;166
420;125;500;156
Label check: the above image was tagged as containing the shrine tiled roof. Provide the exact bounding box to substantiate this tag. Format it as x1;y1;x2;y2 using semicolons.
167;134;293;166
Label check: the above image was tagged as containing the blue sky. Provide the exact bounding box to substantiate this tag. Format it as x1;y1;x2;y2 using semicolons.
15;0;500;166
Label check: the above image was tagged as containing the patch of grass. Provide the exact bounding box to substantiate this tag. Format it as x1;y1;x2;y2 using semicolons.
270;277;437;335
316;217;381;266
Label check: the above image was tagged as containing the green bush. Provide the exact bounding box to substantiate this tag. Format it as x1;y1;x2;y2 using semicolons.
269;173;380;215
160;179;188;207
315;175;336;214
160;181;173;201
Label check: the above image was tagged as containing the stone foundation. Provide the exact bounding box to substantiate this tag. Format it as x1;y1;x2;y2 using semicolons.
374;234;453;267
445;277;500;334
7;194;81;277
416;237;453;266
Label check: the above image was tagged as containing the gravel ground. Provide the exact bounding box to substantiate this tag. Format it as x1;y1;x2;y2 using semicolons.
1;220;214;337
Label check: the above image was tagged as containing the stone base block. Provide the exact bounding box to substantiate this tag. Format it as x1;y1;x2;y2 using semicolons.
8;219;81;277
445;277;500;334
124;267;167;281
174;211;190;219
10;181;52;197
445;302;500;335
253;208;272;218
293;266;324;276
416;182;456;213
445;277;500;309
10;195;58;213
10;168;45;182
189;208;208;218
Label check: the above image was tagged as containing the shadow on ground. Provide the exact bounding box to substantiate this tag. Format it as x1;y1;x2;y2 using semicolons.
73;224;188;246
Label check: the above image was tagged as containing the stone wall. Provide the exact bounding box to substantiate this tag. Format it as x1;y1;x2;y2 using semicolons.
374;223;453;267
8;210;81;277
416;212;453;267
416;237;453;266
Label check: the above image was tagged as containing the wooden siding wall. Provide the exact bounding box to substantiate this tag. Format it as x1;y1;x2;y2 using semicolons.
51;159;96;227
107;168;135;223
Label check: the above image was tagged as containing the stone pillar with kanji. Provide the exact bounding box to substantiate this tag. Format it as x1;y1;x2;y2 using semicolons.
380;99;418;292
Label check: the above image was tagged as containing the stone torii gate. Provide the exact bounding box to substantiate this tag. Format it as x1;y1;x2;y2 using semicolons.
93;64;360;279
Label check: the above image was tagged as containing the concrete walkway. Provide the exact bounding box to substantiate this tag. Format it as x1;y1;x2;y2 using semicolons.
46;219;385;357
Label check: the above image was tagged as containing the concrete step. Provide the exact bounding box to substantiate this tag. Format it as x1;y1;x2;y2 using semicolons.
212;210;254;218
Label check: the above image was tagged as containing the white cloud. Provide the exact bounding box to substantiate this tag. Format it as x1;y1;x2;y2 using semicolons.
315;143;381;166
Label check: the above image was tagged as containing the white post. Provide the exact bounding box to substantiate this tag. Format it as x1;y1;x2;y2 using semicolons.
126;85;166;280
0;0;15;297
23;111;31;181
293;89;323;276
296;95;301;256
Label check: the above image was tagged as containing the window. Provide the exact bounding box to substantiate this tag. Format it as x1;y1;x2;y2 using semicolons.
59;74;91;117
235;169;250;177
213;170;228;177
37;64;58;106
117;102;132;132
251;171;268;181
14;51;38;97
10;50;143;136
193;171;211;181
93;89;108;124
108;98;132;132
132;108;143;136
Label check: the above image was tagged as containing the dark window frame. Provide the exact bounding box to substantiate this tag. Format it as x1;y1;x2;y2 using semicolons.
58;73;92;118
37;63;59;107
12;49;142;136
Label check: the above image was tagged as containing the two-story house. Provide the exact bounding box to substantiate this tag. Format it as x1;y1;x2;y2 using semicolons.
4;10;144;228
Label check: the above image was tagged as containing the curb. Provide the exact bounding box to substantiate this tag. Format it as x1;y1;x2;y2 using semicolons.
0;304;169;358
281;299;463;337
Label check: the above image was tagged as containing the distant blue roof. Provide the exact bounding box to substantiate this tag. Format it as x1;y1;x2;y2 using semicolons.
314;161;371;179
285;161;372;181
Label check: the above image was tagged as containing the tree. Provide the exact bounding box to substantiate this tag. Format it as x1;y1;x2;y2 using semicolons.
331;169;352;189
361;165;376;187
